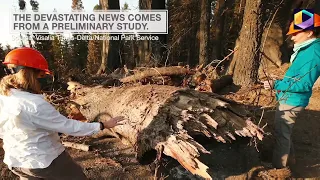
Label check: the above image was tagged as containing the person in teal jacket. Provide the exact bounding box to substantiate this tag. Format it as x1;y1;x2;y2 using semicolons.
263;17;320;169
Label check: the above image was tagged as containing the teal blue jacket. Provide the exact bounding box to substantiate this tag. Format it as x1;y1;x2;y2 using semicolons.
274;39;320;107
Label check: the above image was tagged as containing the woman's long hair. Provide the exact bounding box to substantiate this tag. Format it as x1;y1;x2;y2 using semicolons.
0;67;41;96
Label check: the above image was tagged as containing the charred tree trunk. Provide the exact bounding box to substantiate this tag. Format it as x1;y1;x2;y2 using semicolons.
138;0;166;66
97;0;121;74
151;0;167;66
198;0;210;66
138;0;152;66
166;0;200;67
228;0;265;86
107;0;121;71
71;85;264;179
211;0;226;60
188;10;196;66
213;0;245;71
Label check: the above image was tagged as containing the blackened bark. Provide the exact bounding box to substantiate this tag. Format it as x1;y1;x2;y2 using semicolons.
97;0;121;74
199;0;210;66
151;0;167;65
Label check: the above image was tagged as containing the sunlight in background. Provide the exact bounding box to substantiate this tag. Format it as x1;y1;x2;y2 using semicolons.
0;0;138;48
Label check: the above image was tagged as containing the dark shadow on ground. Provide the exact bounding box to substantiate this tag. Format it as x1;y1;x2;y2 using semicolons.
249;105;320;179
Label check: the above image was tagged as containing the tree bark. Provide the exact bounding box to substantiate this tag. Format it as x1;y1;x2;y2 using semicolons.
107;0;121;71
151;0;167;65
211;0;226;60
228;0;264;86
62;141;90;151
97;34;109;74
120;66;190;83
138;0;152;66
198;0;210;66
137;0;166;66
71;84;264;179
97;0;121;74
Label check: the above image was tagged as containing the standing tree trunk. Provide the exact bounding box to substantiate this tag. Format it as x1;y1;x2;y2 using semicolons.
98;36;109;74
97;0;121;74
228;0;265;86
198;0;210;66
97;0;109;74
138;0;152;66
107;0;121;71
151;0;167;65
211;0;226;60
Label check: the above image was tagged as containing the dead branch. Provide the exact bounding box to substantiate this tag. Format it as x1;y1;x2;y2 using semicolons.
120;66;191;83
62;141;90;151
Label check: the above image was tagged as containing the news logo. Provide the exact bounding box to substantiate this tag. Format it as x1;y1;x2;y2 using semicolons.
294;9;315;30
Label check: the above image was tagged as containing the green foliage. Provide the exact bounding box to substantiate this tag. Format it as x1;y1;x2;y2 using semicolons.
33;34;54;69
122;2;129;10
70;36;88;71
61;39;73;70
51;35;66;77
70;0;88;73
93;4;102;10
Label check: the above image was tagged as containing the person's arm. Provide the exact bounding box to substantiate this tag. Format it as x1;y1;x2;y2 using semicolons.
30;100;101;136
274;59;320;93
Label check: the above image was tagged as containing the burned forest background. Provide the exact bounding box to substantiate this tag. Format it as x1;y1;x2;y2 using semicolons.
1;0;320;86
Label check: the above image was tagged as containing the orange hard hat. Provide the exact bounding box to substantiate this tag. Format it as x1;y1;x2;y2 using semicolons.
315;13;320;27
287;13;320;35
287;22;302;35
3;47;51;74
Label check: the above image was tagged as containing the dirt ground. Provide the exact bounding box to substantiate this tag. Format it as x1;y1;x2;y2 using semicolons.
1;86;320;180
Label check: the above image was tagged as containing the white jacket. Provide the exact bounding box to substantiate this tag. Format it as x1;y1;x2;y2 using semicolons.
0;89;101;169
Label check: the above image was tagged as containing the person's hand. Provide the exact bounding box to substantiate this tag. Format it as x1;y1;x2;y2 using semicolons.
263;80;275;90
102;116;126;128
269;74;281;80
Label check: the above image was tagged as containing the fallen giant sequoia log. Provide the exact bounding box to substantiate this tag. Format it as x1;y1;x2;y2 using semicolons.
71;85;264;179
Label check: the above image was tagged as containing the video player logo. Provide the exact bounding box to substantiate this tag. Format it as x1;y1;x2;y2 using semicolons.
294;9;315;30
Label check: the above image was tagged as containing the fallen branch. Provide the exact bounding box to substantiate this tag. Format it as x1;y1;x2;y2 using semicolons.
62;141;90;151
206;49;238;69
120;66;191;83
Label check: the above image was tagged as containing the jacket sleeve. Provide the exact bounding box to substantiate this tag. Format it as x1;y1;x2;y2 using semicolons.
30;100;101;136
274;58;320;93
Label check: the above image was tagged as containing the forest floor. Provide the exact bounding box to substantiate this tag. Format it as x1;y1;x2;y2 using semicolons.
1;77;320;180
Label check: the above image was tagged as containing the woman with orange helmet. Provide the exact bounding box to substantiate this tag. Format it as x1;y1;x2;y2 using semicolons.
263;13;320;169
0;47;125;180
